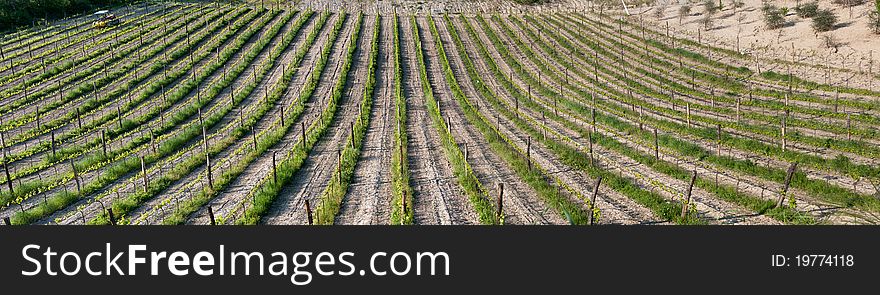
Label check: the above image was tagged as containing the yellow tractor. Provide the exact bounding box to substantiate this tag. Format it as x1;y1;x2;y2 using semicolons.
93;10;120;29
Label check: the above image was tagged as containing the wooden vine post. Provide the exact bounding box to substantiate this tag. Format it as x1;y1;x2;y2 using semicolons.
716;124;722;157
162;85;167;105
736;97;741;123
252;125;258;150
589;176;603;225
515;95;519;112
681;171;698;220
101;130;107;157
781;110;788;152
280;104;285;126
653;129;659;160
150;130;156;154
400;137;405;176
305;199;313;225
401;189;407;222
108;208;116;226
70;159;80;193
117;103;123;129
267;150;276;186
3;157;12;194
638;106;644;131
776;163;799;208
50;131;56;156
588;131;594;167
590;105;596;132
141;156;148;193
496;183;504;224
686;103;691;128
76;107;82;129
203;123;212;188
208;207;216;225
337;148;342;184
526;136;532;170
846;113;852;141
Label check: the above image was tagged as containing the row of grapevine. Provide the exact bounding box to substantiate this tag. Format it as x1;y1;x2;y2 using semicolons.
88;9;304;225
389;13;413;225
8;7;283;224
234;12;352;224
312;14;379;224
0;6;255;209
154;10;330;225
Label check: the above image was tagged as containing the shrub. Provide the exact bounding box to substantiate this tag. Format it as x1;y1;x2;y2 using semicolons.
871;11;880;34
832;0;866;7
795;1;819;18
0;0;126;31
654;3;667;18
812;8;837;32
733;0;745;8
703;0;719;14
513;0;549;4
821;34;842;53
680;4;693;16
871;0;880;34
762;4;786;29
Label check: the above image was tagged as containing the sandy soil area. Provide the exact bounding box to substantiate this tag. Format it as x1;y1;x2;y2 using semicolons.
642;0;878;56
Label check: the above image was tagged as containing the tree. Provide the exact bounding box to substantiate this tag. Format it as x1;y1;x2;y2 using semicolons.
679;4;692;24
762;4;786;29
831;0;867;6
870;0;880;34
832;0;867;18
703;0;719;14
0;0;122;31
795;1;819;18
822;34;841;53
812;8;837;32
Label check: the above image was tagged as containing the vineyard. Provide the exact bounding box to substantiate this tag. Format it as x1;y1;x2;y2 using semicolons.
1;0;879;226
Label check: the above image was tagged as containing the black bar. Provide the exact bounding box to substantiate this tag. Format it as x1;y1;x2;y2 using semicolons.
0;227;873;293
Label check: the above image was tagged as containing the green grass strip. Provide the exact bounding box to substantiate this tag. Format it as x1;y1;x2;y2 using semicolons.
389;13;413;225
